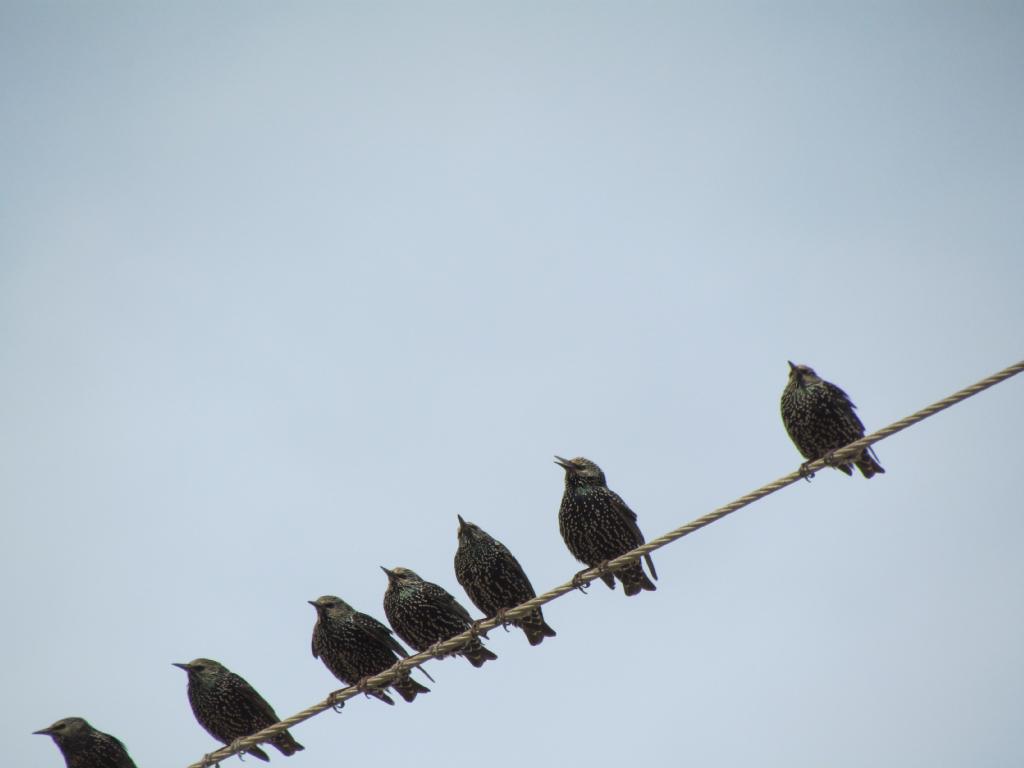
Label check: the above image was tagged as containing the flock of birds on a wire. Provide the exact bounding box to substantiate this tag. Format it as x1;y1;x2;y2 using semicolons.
35;362;885;767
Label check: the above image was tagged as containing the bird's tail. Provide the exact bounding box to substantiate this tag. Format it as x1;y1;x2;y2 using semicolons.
619;562;657;597
393;675;430;703
462;638;498;667
370;688;396;706
520;608;557;646
247;745;271;762
856;448;885;479
271;731;304;757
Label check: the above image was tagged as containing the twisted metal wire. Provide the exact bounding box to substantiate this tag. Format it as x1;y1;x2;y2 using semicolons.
187;358;1024;768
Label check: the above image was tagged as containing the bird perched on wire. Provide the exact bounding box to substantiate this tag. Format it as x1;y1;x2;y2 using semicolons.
34;717;138;768
382;566;497;667
555;456;657;596
309;594;431;704
454;515;556;646
172;658;303;762
781;361;885;478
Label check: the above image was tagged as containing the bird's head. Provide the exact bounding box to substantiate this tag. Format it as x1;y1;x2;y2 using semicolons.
172;658;225;682
554;456;607;486
787;361;821;389
308;595;353;616
381;566;421;585
456;514;485;543
33;717;90;743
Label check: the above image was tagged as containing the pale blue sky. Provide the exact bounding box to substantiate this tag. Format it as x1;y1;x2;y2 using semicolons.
3;3;1023;767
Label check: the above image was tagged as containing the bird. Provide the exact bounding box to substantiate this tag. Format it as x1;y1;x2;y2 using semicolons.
33;717;138;768
382;566;497;667
454;515;556;646
172;658;303;762
554;456;657;596
781;361;885;478
309;595;431;704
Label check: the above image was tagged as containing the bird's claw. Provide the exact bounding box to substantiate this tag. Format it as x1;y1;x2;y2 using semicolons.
202;753;222;767
427;640;448;659
354;676;376;698
798;460;816;481
821;450;841;468
328;689;346;712
494;608;513;632
468;619;490;639
227;739;249;760
572;569;592;593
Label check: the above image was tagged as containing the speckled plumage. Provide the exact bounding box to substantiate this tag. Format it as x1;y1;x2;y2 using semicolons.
173;658;303;762
34;717;138;768
555;456;657;596
309;595;430;704
454;515;556;646
382;567;497;667
781;362;885;478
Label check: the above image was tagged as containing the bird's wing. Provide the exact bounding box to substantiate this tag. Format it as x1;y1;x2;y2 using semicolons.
427;583;473;622
311;627;322;659
608;489;658;580
825;381;867;435
607;488;639;524
354;612;410;658
229;673;281;727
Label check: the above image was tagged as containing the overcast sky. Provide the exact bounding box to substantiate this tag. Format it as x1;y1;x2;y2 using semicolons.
3;3;1023;767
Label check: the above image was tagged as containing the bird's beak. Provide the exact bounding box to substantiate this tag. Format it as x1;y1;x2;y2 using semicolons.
172;662;191;672
457;514;466;532
307;600;319;608
554;455;574;471
33;726;54;736
787;361;797;372
381;566;395;580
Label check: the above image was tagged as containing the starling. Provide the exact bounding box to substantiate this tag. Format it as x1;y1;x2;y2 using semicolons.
382;566;497;667
781;362;885;478
33;717;138;768
309;595;431;704
555;456;657;596
454;515;556;646
173;658;303;762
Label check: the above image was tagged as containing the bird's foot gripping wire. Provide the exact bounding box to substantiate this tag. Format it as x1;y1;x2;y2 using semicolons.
328;689;347;713
494;607;513;632
202;752;222;767
354;676;377;699
468;618;490;639
798;460;816;481
572;568;593;594
227;739;250;761
427;639;450;660
821;449;843;468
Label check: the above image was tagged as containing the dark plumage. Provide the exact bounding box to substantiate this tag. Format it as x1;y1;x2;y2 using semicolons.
555;456;657;596
173;658;303;762
309;595;430;704
382;566;497;667
454;515;556;646
781;362;885;478
34;717;137;768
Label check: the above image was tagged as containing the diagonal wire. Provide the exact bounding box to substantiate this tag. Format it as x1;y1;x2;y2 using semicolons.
186;358;1024;768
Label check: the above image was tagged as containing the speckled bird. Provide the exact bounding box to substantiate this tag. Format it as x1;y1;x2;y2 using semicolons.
555;456;657;596
382;566;497;667
309;594;430;704
173;658;303;762
781;362;885;478
33;717;138;768
454;515;556;646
